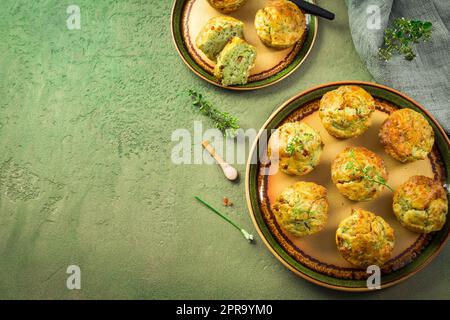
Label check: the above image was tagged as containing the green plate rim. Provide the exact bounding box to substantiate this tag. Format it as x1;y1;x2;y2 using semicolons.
170;0;318;90
245;81;450;291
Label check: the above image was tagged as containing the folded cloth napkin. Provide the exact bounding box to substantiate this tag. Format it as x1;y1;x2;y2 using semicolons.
346;0;450;133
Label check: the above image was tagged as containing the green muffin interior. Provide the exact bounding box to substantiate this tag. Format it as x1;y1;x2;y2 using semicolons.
196;19;244;61
215;38;257;86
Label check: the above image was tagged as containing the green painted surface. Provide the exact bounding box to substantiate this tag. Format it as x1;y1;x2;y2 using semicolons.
0;0;448;299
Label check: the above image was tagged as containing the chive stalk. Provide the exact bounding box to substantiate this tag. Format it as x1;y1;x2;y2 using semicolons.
195;196;255;243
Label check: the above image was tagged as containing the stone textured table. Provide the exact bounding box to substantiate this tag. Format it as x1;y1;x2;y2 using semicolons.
0;0;448;299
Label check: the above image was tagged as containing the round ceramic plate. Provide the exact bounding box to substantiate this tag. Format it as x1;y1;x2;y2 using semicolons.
171;0;318;90
246;81;450;291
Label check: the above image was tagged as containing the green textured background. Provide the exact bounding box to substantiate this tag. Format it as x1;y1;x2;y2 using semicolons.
0;0;448;299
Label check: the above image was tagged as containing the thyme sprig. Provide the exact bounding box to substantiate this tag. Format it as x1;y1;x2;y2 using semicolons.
286;136;304;155
195;196;255;243
346;150;393;191
188;90;240;137
286;133;313;155
379;18;433;61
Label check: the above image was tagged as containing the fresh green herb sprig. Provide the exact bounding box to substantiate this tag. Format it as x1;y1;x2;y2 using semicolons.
188;90;240;137
195;196;254;243
346;151;393;191
292;207;316;230
379;18;433;61
286;133;313;155
286;136;304;155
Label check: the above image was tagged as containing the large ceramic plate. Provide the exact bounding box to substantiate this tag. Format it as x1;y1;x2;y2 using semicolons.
171;0;318;90
246;81;450;291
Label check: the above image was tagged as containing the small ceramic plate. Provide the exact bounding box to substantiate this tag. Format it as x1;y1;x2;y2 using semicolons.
246;81;450;291
171;0;318;90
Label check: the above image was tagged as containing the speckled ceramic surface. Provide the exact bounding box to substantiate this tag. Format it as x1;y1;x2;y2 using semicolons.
246;81;450;291
171;0;318;90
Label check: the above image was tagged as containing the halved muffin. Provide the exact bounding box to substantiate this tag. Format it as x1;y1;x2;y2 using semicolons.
214;37;257;86
196;16;244;61
207;0;248;13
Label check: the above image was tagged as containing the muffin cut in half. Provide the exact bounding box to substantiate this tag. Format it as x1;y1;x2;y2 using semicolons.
379;108;434;163
267;121;324;176
272;181;329;237
393;175;448;233
207;0;248;13
336;208;395;268
254;0;306;49
214;37;257;86
331;146;389;201
196;16;244;61
319;85;376;139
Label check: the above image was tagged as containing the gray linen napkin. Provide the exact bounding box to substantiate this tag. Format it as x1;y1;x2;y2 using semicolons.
346;0;450;133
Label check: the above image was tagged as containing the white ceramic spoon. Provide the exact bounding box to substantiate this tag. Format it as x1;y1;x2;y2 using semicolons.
202;140;239;181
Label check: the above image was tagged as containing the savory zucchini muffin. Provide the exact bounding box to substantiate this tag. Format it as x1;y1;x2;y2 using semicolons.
267;121;324;176
393;175;448;233
319;86;376;139
331;147;389;201
196;16;244;61
336;208;395;268
379;108;434;163
254;0;306;49
214;37;256;86
272;181;329;237
207;0;248;13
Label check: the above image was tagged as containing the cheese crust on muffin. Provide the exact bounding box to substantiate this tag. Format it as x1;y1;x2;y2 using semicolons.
254;0;306;49
379;108;434;163
393;175;448;233
272;181;329;237
331;147;389;201
207;0;248;13
213;37;256;86
196;16;244;61
268;121;324;176
336;208;395;268
319;86;376;139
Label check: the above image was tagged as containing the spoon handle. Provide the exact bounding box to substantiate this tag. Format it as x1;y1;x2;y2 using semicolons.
202;140;239;181
292;0;335;20
202;140;225;165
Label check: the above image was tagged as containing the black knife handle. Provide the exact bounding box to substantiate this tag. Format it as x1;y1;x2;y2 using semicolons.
293;0;335;20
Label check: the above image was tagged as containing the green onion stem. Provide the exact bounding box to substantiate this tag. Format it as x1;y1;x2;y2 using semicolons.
195;196;241;231
195;196;255;243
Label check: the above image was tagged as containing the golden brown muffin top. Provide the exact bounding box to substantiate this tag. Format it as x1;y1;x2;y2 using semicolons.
319;86;376;138
207;0;248;14
268;121;324;176
336;208;395;268
255;0;306;48
331;146;389;201
379;108;434;162
394;175;446;211
321;86;375;112
272;181;328;237
332;147;388;186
